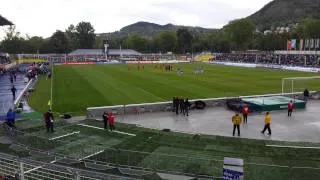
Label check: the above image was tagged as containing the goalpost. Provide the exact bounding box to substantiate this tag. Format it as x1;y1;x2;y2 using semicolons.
282;76;320;94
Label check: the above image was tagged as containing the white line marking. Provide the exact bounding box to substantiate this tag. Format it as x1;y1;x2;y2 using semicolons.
77;124;136;136
24;160;56;174
79;150;105;161
49;131;80;141
266;144;320;149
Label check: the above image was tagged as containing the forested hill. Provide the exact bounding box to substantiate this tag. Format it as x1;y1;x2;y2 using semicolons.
101;21;216;38
249;0;320;30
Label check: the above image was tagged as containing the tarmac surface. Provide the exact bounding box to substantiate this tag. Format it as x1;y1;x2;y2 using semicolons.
120;100;320;143
0;74;26;115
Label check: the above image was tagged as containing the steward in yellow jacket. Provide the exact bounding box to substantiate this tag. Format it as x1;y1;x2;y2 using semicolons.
261;112;272;135
232;113;242;136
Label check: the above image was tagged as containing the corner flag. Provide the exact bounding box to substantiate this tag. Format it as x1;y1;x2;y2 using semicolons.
48;100;51;106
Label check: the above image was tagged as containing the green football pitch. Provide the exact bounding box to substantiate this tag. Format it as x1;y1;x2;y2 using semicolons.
28;63;320;115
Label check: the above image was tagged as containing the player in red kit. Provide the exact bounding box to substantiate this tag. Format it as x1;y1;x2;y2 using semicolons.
288;100;294;117
242;106;249;124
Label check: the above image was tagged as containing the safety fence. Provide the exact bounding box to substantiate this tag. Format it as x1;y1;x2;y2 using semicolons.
9;131;320;180
0;152;141;180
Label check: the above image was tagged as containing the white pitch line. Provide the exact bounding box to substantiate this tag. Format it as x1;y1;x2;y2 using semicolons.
266;144;320;149
24;160;56;174
77;124;136;136
79;150;105;161
49;131;80;141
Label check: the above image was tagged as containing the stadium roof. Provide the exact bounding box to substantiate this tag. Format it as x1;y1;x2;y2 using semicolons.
68;49;142;56
0;15;13;26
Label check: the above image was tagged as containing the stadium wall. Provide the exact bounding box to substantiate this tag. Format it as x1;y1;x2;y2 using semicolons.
86;92;317;119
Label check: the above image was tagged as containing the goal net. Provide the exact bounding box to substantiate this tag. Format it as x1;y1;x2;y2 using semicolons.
282;76;320;94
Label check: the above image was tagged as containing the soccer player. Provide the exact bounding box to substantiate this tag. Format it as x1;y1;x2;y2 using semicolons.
261;112;272;136
288;100;294;117
242;106;249;124
232;113;242;136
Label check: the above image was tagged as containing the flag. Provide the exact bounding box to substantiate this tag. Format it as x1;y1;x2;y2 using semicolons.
287;40;292;50
48;100;51;106
310;39;314;49
299;39;304;51
291;39;297;49
305;39;309;49
315;39;320;49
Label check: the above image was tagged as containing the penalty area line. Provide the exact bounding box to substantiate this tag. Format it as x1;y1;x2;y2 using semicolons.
266;144;320;149
77;124;136;136
49;131;80;141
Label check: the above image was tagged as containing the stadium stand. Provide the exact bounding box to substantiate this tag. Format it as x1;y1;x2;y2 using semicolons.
214;53;320;67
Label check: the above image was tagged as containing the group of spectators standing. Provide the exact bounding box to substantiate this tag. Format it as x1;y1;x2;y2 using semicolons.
214;54;320;67
102;112;115;131
172;97;190;116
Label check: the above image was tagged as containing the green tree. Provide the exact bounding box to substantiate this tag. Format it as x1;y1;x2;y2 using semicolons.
76;22;95;49
66;24;78;50
176;28;193;53
224;19;255;50
155;31;177;53
298;18;320;38
123;34;149;52
0;26;25;53
49;30;69;53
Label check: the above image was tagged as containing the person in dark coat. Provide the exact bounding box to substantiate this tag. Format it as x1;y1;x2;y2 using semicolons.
172;97;176;112
184;98;190;116
44;110;54;133
179;97;185;115
6;108;16;128
303;89;309;101
102;111;109;130
175;97;179;115
10;86;17;100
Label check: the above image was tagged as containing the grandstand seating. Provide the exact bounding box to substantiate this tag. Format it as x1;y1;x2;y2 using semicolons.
215;53;320;67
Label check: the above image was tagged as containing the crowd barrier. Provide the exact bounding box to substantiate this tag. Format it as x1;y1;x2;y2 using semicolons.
210;61;320;73
86;92;315;119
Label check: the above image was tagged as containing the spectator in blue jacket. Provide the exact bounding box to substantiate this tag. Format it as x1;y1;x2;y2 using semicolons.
6;108;16;128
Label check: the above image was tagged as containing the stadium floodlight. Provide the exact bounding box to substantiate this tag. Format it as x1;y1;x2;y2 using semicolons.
281;76;320;94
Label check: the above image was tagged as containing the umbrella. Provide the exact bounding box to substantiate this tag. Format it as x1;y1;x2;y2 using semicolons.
0;15;13;26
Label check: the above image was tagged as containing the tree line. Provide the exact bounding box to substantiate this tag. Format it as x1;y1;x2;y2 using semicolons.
1;18;320;54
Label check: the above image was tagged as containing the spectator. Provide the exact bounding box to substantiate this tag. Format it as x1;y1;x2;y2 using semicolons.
44;110;54;133
102;111;108;130
6;108;16;128
184;98;190;116
108;112;115;131
10;86;17;100
304;89;310;101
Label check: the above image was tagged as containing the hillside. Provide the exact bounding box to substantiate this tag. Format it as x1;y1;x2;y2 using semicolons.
101;21;215;38
249;0;320;30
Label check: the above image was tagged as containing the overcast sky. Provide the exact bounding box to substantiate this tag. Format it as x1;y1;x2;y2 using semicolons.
0;0;272;38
